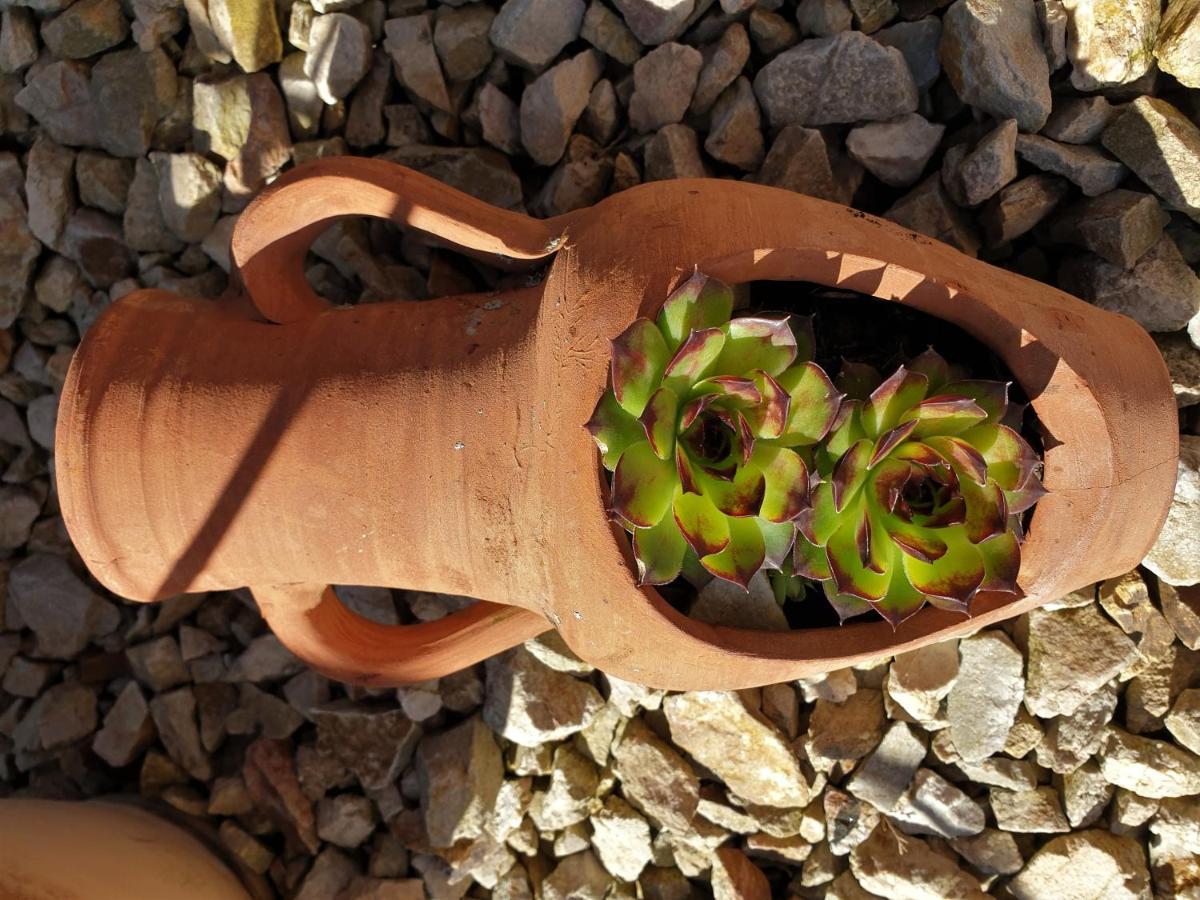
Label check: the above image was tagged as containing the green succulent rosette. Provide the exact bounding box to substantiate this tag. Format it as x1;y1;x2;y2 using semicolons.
587;272;841;589
793;349;1045;625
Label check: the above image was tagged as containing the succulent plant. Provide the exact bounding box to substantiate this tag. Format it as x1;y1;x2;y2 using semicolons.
793;349;1045;625
587;272;841;588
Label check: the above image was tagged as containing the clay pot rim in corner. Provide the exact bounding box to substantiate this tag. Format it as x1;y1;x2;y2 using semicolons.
568;235;1174;665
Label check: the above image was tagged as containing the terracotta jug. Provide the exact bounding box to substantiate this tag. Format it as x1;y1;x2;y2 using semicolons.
56;157;1179;690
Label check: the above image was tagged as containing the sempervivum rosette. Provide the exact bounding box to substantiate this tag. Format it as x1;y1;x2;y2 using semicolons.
794;349;1044;625
587;272;841;588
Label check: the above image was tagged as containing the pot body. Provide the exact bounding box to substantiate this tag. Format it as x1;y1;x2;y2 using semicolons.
57;158;1179;689
0;799;253;900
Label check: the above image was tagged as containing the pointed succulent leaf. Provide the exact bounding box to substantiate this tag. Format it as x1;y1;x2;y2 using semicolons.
790;315;816;365
832;438;873;512
959;476;1007;543
632;511;688;585
679;394;715;431
891;440;944;467
941;379;1008;425
611;318;670;417
586;391;645;471
692;375;762;405
836;360;882;400
657;270;735;351
822;399;864;460
869;420;919;468
701;514;766;589
961;423;1036;490
746;370;790;439
887;516;949;563
862;367;929;438
611;441;678;527
776;361;841;447
673;490;732;557
663;327;725;392
754;444;810;523
826;497;892;602
676;443;701;494
639;386;679;461
901;395;989;437
793;531;832;580
797;480;840;546
925;435;988;485
713;316;798;377
871;457;912;514
821;580;874;622
907;348;952;391
701;464;767;518
1006;468;1047;514
899;528;985;607
872;567;931;627
760;518;797;569
915;495;967;529
978;531;1021;593
736;411;755;466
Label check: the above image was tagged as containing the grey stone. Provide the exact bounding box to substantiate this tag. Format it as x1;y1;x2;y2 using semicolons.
1160;582;1200;650
875;16;942;90
611;717;699;832
756;125;855;204
519;49;602;166
1050;189;1169;268
194;73;292;199
0;162;40;326
1101;727;1200;798
629;42;703;133
130;0;185;50
149;687;212;780
581;0;642;65
380;144;523;209
312;701;421;791
432;5;493;84
483;645;603;746
1037;679;1119;774
580;78;619;145
748;8;799;55
690;23;748;116
886;640;959;722
1042;94;1116;144
1015;133;1126;196
847;113;943;188
1036;0;1068;69
1062;760;1115;828
946;631;1024;762
950;829;1024;876
3;657;54;698
1009;830;1152;900
88;47;177;158
884;174;981;257
92;681;156;767
41;0;129;59
846;721;928;812
149;151;221;243
956;757;1038;791
1060;234;1200;332
850;822;985;899
1024;603;1138;718
1101;96;1200;224
10;553;119;659
991;786;1070;833
754;31;917;128
317;794;376;848
75;151;133;215
0;8;39;74
1063;0;1159;91
25;135;76;251
127;635;190;692
1157;332;1200;408
383;103;431;148
825;787;881;854
806;688;886;766
1155;0;1200;88
612;0;694;45
542;850;611;900
981;174;1070;245
225;634;304;683
124;157;182;253
691;571;786;631
797;0;853;36
1143;436;1200;585
531;744;600;830
14;60;98;147
848;0;897;32
279;53;323;140
34;681;98;750
383;14;450;113
491;0;585;69
344;50;390;149
644;123;705;181
944;118;1018;207
940;0;1052;132
308;13;374;105
531;134;613;217
890;768;986;839
664;690;811;808
477;83;521;156
61;207;132;287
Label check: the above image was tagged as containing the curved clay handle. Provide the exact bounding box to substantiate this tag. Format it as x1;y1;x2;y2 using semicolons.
252;583;550;686
230;156;565;324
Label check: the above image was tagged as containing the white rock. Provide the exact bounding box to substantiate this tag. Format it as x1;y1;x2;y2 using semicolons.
846;721;928;812
1023;604;1138;719
1100;728;1200;798
890;768;986;839
611;717;699;833
846;113;944;188
886;641;959;722
416;714;502;848
589;795;653;882
1142;435;1200;586
1008;830;1152;900
531;744;600;831
949;828;1024;876
946;630;1024;762
806;688;886;768
306;13;372;105
850;821;988;899
1062;760;1115;828
1165;689;1200;755
690;571;788;631
483;645;603;747
990;786;1070;833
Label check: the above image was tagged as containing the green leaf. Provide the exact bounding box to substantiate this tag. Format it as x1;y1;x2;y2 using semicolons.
611;318;670;417
586;391;644;471
962;423;1038;491
790;315;816;365
1006;468;1046;514
907;348;952;391
632;511;688;586
759;518;796;569
926;435;988;485
663;327;725;393
822;580;874;622
746;370;790;439
872;566;930;627
978;530;1021;593
692;375;761;405
673;491;731;557
755;444;810;523
836;361;882;400
887;517;949;563
821;400;864;461
700;463;766;518
676;443;701;494
862;366;929;438
826;497;892;602
700;515;766;589
900;396;989;438
611;441;678;527
793;531;831;580
960;476;1007;543
639;386;679;461
869;420;918;468
797;480;839;546
776;361;841;447
713;316;799;377
657;270;734;352
941;379;1008;426
900;527;985;607
832;438;873;512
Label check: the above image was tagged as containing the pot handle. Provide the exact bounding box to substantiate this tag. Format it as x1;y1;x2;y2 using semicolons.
252;582;551;685
230;157;566;324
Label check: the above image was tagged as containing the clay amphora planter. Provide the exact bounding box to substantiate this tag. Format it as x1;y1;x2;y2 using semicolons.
56;158;1179;690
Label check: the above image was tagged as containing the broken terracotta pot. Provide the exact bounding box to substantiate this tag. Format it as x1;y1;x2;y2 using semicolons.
57;158;1178;690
